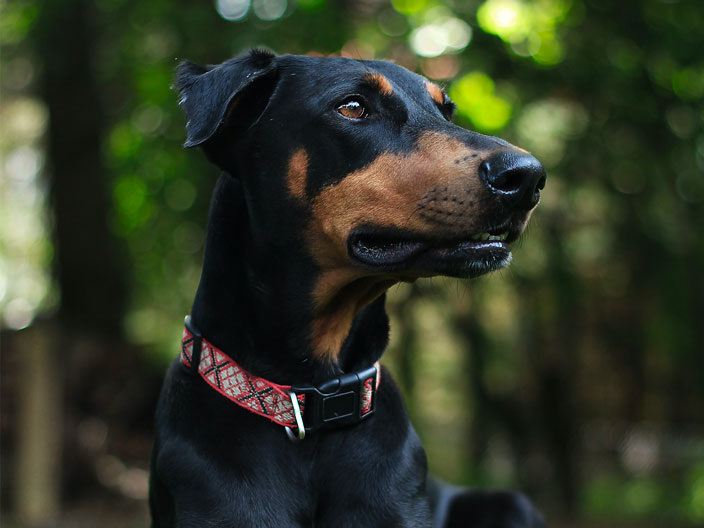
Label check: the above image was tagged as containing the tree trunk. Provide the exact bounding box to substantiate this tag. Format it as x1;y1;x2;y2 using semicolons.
35;0;128;336
15;1;132;521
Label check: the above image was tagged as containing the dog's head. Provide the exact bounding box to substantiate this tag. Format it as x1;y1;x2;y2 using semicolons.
178;50;545;361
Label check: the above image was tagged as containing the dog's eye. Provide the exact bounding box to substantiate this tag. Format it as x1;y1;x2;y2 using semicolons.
337;99;368;120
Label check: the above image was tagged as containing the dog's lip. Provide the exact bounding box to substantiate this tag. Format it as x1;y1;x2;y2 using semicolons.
347;224;520;277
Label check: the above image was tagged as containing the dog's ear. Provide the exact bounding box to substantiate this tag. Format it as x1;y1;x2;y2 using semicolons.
177;49;278;148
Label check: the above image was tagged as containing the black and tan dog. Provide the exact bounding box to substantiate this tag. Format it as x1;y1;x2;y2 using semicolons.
150;50;546;527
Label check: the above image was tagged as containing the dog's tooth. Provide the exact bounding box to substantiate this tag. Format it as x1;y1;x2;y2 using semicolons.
499;232;508;241
471;233;481;240
480;233;490;241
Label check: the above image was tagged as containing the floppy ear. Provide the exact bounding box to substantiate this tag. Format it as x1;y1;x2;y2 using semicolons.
176;49;278;148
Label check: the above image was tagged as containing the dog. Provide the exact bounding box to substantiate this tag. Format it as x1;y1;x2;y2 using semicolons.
149;50;546;527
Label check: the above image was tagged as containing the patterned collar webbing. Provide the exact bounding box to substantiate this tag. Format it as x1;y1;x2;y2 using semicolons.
180;325;381;430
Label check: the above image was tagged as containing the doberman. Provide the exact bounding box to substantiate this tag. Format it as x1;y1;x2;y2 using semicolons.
150;50;546;527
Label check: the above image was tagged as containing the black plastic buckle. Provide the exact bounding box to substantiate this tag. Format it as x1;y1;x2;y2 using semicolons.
291;365;378;434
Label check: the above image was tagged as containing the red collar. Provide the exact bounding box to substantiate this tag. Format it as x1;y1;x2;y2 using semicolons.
181;319;381;441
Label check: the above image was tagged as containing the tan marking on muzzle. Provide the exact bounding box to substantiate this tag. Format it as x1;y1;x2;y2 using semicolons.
306;131;499;362
364;73;393;96
309;132;490;264
287;148;308;200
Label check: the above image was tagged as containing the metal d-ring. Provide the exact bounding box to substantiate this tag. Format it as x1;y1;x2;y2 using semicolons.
284;391;305;442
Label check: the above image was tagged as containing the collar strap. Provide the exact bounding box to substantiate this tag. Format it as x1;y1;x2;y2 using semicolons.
180;317;380;439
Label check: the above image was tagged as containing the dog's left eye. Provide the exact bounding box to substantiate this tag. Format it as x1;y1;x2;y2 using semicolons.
337;99;368;120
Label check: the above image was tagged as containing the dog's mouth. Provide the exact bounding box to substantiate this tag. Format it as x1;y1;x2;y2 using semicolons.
348;223;522;279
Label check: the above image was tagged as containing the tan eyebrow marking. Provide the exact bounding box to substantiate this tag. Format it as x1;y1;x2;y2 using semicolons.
364;73;393;96
425;81;445;105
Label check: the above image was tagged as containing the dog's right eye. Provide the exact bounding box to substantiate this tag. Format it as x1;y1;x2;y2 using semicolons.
337;99;368;120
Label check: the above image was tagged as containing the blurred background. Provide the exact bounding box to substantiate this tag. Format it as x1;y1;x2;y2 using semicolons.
1;0;703;526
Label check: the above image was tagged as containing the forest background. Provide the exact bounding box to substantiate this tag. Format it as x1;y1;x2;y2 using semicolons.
1;0;703;526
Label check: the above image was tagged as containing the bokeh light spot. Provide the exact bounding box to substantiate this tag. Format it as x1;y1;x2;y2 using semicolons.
378;8;408;37
164;179;197;212
391;0;429;16
531;33;564;65
672;66;704;100
253;0;287;21
108;123;143;161
410;25;446;58
113;176;152;232
516;98;588;165
421;55;460;80
410;17;472;58
216;0;250;21
131;104;165;136
449;72;512;132
443;17;472;50
477;0;529;42
5;146;42;183
3;298;35;330
173;222;205;254
477;0;571;65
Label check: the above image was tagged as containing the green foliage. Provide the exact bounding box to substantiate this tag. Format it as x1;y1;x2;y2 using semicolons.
583;465;704;523
449;71;513;131
0;1;39;44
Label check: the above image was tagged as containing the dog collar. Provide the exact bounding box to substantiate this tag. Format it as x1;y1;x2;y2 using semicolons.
180;316;380;441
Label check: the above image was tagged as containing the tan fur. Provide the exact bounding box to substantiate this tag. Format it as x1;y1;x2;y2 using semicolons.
364;73;393;96
306;131;508;362
287;148;308;200
425;81;445;105
311;274;396;362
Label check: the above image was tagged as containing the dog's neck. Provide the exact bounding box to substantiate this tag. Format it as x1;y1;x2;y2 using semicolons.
190;174;390;385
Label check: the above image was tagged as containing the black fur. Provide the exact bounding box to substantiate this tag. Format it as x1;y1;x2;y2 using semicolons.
150;51;545;527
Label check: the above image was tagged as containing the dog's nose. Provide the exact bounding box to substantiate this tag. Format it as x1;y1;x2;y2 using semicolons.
479;151;546;210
